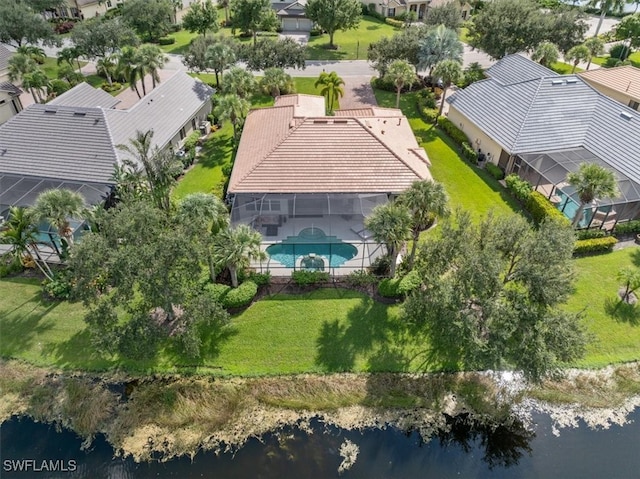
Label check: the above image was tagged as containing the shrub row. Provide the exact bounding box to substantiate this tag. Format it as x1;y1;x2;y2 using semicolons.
504;174;532;202
0;257;22;278
614;220;640;235
437;116;470;146
378;271;421;298
485;162;505;180
158;37;176;45
205;281;258;308
101;82;122;93
461;142;478;164
292;270;330;286
345;270;379;287
576;229;607;240
573;236;618;255
183;130;201;151
248;271;271;287
526;191;570;226
385;18;405;28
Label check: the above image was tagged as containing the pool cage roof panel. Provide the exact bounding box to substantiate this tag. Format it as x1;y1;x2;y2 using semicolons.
519;147;640;204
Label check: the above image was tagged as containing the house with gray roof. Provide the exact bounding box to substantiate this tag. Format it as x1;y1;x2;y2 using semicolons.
0;71;213;218
0;45;24;126
272;0;313;31
447;54;640;230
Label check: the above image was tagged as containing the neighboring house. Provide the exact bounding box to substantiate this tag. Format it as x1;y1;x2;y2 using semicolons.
369;0;473;21
0;46;24;126
579;65;640;112
47;0;195;20
228;94;431;274
447;54;640;230
0;71;213;218
272;0;313;31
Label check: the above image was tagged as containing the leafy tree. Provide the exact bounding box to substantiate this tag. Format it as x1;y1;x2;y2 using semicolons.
139;44;168;89
0;206;36;265
117;46;145;98
230;0;278;46
418;25;463;75
368;25;428;76
0;0;57;47
566;163;619;227
583;37;605;70
424;1;463;30
71;17;139;60
616;267;640;306
214;94;251;140
219;0;230;23
384;59;417;108
123;0;173;42
239;38;307;71
531;41;560;67
305;0;362;49
183;36;217;73
260;67;296;97
57;64;83;86
70;201;230;359
31;189;85;250
204;36;237;86
587;0;626;36
182;0;219;38
542;7;588;54
16;45;45;64
212;224;265;287
57;46;84;73
565;44;591;73
404;212;586;380
432;59;462;118
365;202;412;277
399;179;450;269
314;71;344;114
615;13;640;59
117;130;183;212
220;66;256;99
460;62;485;87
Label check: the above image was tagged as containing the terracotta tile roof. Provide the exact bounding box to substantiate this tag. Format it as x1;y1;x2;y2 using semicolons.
335;107;403;117
274;94;325;116
579;65;640;102
228;96;431;194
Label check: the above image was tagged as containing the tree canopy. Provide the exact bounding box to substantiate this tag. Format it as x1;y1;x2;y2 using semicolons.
230;0;278;46
423;1;463;30
0;0;57;47
182;0;219;38
304;0;362;49
368;26;429;76
71;17;139;60
122;0;174;42
239;38;307;71
418;25;463;74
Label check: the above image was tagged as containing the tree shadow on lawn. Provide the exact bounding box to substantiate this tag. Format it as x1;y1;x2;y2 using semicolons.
1;297;58;358
41;329;117;370
605;296;640;325
306;44;349;61
631;248;640;268
199;132;234;169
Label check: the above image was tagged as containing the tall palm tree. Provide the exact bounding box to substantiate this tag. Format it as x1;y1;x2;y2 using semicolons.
57;46;84;72
531;42;560;68
16;45;45;64
260;67;295;98
22;69;50;103
0;206;37;265
417;24;463;75
365;202;413;277
31;189;86;248
384;60;417;109
314;71;345;114
220;66;256;99
583;37;605;70
432;59;462;120
565;45;591;73
139;44;168;90
212;224;265;287
118;46;144;98
205;38;237;86
8;53;39;101
399;180;450;269
96;54;117;86
566;163;620;227
214;94;250;140
588;0;627;36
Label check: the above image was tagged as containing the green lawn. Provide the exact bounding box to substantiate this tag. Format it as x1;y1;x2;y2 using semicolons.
591;51;640;68
40;57;86;80
307;15;399;60
160;27;258;55
373;88;522;219
459;26;471;44
550;61;583;74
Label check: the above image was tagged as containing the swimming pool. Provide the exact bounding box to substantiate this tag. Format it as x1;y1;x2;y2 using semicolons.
266;227;358;268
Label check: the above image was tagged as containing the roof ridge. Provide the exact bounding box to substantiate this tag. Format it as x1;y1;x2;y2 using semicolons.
100;107;121;167
512;78;546;150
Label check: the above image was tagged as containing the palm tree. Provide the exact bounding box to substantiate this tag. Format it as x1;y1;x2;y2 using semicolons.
399;180;450;269
417;24;463;75
365;202;413;277
432;59;462;120
565;45;591;73
0;206;37;265
205;38;237;86
384;60;417;109
58;64;83;86
214;94;250;140
219;0;230;23
118;46;145;98
96;54;118;86
220;66;256;99
57;46;84;72
314;71;345;114
583;37;605;70
31;189;86;248
7;53;38;101
260;68;295;98
212;224;265;287
16;45;45;64
566;163;620;227
531;42;560;68
176;193;230;282
22;69;50;103
588;0;627;36
139;44;168;90
616;267;640;307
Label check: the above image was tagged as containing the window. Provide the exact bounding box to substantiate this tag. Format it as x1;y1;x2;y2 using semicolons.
179;127;186;140
629;100;639;111
388;7;395;17
106;0;112;7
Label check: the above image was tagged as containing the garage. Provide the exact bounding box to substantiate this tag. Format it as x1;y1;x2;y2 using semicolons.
281;16;313;31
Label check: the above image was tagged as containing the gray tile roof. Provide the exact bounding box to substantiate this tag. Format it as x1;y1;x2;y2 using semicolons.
49;82;121;109
0;105;118;184
447;56;640;186
485;54;557;85
0;81;21;95
0;45;11;73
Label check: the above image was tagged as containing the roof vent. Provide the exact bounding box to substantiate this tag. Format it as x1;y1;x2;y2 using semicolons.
620;111;634;120
313;119;328;124
44;109;56;114
73;112;86;117
551;79;564;85
334;119;348;124
566;78;578;84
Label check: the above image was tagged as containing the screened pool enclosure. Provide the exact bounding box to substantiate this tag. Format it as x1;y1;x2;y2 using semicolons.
229;193;390;275
511;148;640;230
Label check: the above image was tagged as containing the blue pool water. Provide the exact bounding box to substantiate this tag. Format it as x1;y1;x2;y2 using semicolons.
556;189;590;227
266;227;358;268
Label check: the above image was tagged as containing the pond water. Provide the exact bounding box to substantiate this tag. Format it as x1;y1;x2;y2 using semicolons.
2;409;640;478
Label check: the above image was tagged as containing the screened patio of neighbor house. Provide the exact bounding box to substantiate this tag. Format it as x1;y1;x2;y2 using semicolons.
229;192;390;275
513;148;640;230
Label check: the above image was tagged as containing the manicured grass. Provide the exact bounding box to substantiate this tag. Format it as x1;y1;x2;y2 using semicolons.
373;88;522;219
564;248;640;368
307;15;399;61
40;57;86;80
160;27;258;55
592;51;640;68
459;26;471;44
550;61;583;74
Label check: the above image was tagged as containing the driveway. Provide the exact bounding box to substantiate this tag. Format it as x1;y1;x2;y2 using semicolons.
339;76;378;109
279;31;310;46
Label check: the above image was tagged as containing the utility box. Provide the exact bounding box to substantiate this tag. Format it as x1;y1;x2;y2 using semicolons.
199;121;211;135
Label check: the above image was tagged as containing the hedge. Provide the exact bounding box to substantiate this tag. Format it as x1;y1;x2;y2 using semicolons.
158;37;176;45
206;283;231;302
437;116;470;146
525;191;569;226
460;142;478;164
398;271;421;296
378;277;402;298
576;229;607;240
183;130;201;151
292;270;330;286
573;236;617;255
101;82;122;93
421;107;439;123
221;280;258;308
248;271;271;286
385;18;405;28
505;174;532;202
614;220;640;235
485;162;504;180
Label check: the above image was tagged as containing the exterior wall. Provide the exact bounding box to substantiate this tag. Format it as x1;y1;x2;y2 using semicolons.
169;101;213;149
447;105;506;166
581;81;640;111
78;2;110;18
367;0;473;19
0;91;22;126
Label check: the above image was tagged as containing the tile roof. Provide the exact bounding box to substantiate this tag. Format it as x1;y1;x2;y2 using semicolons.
485;54;557;85
229;96;431;194
0;81;21;95
447;56;640;186
579;65;640;102
0;45;11;73
49;82;121;109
